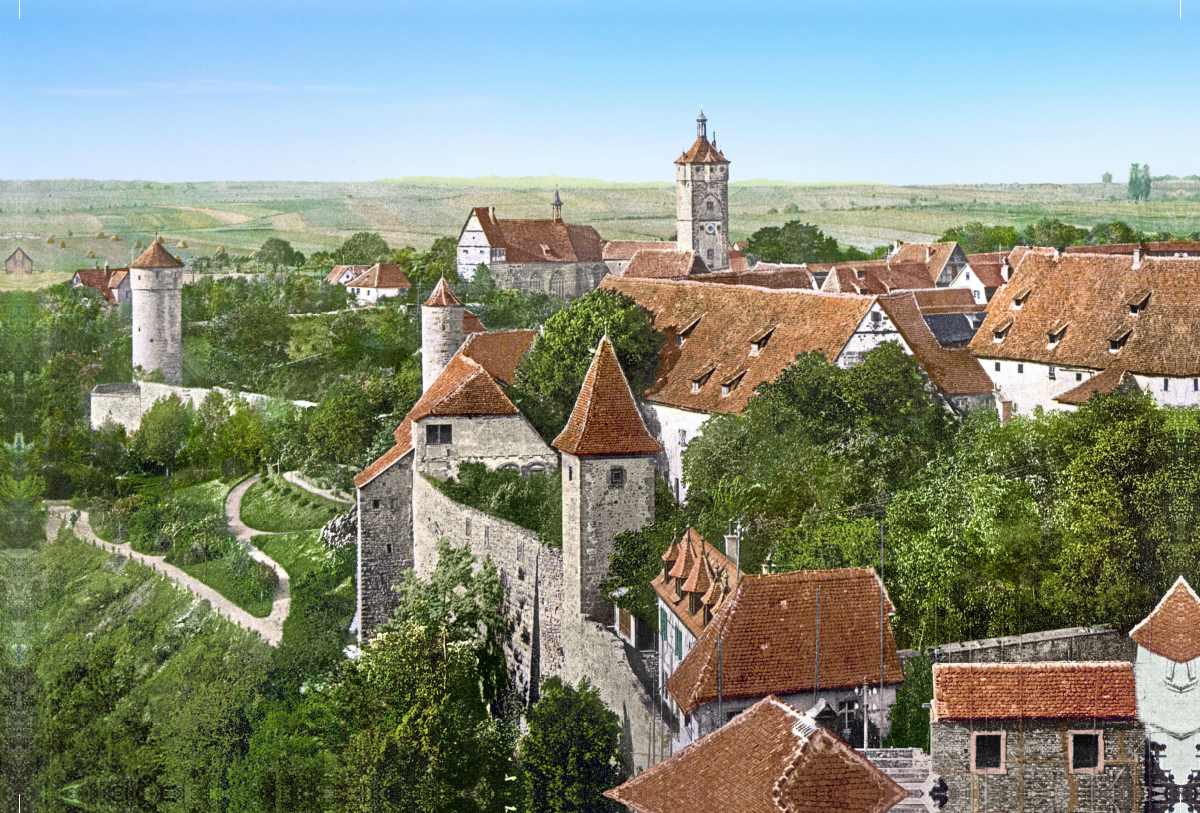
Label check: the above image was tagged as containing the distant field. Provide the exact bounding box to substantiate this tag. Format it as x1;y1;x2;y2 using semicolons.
3;178;1200;274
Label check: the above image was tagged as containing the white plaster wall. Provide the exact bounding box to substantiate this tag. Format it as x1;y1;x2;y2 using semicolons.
985;359;1096;416
457;213;492;281
649;405;710;503
948;269;988;304
835;304;908;368
1133;374;1200;407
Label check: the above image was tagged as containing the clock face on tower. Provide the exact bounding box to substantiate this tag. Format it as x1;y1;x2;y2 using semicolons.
705;224;716;234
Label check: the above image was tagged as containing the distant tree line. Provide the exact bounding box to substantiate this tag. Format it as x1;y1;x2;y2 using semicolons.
939;218;1200;254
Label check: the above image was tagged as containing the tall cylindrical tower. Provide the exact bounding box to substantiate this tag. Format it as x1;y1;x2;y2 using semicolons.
130;242;184;386
421;277;465;393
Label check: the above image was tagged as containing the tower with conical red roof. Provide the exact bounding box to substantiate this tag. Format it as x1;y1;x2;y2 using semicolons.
421;277;465;393
676;108;730;272
130;241;184;386
554;335;662;624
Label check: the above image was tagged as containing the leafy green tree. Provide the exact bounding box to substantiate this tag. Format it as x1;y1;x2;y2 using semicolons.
604;475;685;624
938;222;1022;254
305;384;375;465
1129;163;1152;202
466;264;497;302
1102;172;1113;184
258;237;303;270
884;651;933;749
1085;221;1143;245
132;394;193;470
509;289;662;442
332;232;391;265
746;220;873;264
1022;217;1088;247
521;677;623;813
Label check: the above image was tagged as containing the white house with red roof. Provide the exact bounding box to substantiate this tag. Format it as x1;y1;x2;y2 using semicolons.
344;263;411;304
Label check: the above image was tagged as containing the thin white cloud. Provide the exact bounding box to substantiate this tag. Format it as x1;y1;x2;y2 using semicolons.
44;80;370;98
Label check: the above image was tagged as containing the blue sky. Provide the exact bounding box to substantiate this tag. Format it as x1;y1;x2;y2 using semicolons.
2;0;1196;184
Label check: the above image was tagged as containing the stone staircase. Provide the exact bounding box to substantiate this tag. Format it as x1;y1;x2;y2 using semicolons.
860;748;948;812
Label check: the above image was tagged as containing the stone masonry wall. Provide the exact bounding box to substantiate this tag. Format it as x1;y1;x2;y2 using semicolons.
937;627;1137;664
356;451;414;637
412;475;563;704
412;414;557;483
490;261;608;299
536;547;565;682
931;720;1143;813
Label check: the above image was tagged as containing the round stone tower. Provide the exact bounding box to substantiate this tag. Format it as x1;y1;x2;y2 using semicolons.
130;241;184;386
421;277;465;393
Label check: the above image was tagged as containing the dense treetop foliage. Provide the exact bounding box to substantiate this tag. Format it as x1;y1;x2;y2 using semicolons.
746;221;886;264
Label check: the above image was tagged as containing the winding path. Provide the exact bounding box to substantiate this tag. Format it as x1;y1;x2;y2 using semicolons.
44;475;292;647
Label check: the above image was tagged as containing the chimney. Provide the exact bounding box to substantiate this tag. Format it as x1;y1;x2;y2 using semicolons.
925;246;932;263
1001;257;1012;281
724;521;741;582
488;206;495;220
891;240;901;257
1133;247;1143;270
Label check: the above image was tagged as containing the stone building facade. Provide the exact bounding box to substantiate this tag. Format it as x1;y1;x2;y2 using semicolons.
129;242;184;387
675;109;730;272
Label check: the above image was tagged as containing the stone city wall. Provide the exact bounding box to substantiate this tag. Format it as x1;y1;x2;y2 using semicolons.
490;261;609;300
936;627;1137;664
357;451;415;637
90;381;315;433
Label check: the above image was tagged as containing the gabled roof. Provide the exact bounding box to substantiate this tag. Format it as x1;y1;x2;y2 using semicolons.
600;277;874;415
5;247;31;264
878;292;994;396
688;264;818;291
353;435;412;488
653;528;740;636
467;207;604;264
605;697;907;813
1052;365;1139;405
458;329;536;385
931;662;1137;722
621;248;709;279
131;241;184;269
324;265;371;285
423;277;462;307
603;240;677;261
553;335;663;456
462;309;487;334
728;248;749;274
820;261;936;295
1063;241;1200;256
888;242;962;283
676;136;730;165
667;568;903;715
1130;576;1200;663
969;253;1200;376
964;253;1010;289
73;267;131;305
345;263;411;290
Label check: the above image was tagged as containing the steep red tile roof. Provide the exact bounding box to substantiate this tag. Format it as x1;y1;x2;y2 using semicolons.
131;241;184;269
931;662;1137;722
600;277;874;415
889;242;961;284
729;248;749;274
603;240;676;260
667;568;902;715
969;253;1200;377
1063;241;1200;256
552;335;663;456
688;264;818;291
622;248;709;279
324;265;370;285
410;353;519;422
1052;365;1138;405
423;277;462;307
73;267;130;304
353;438;411;488
965;253;1011;289
606;697;906;813
911;287;984;314
676;136;730;165
820;261;937;295
653;528;741;637
1130;576;1200;663
469;207;604;264
345;263;411;290
108;269;129;288
459;329;536;385
461;309;486;334
878;292;994;396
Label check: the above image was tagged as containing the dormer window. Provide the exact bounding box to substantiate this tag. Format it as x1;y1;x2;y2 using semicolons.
1012;287;1032;309
1109;328;1132;353
691;367;715;393
721;371;746;397
1127;291;1151;314
677;315;703;348
749;328;775;357
1047;322;1069;348
993;316;1013;343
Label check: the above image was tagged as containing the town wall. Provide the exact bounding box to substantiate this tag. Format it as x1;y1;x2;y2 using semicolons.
412;414;558;482
90;381;316;433
936;626;1137;664
931;719;1143;813
490;260;608;300
411;475;563;704
356;450;414;636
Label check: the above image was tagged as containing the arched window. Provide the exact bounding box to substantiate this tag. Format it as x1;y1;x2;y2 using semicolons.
707;200;714;211
550;272;568;298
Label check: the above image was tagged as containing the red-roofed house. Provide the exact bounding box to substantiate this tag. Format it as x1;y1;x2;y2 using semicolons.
345;263;411;304
71;266;132;305
930;661;1142;813
324;265;372;286
605;696;909;813
888;241;970;286
603;240;677;275
455;193;607;298
663;566;904;750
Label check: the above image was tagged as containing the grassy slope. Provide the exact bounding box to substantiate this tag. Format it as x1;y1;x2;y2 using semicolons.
5;178;1200;279
239;476;345;533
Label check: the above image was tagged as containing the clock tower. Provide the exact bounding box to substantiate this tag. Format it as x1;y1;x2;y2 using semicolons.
675;108;730;272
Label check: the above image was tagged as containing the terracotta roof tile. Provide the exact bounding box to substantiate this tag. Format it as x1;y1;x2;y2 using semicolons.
423;277;462;307
621;248;709;279
1130;577;1200;663
654;528;739;636
1063;241;1200;256
603;240;676;261
462;309;487;334
605;697;906;813
667;568;902;715
470;207;604;264
600;277;874;415
458;329;536;385
353;439;411;488
676;136;730;165
969;253;1200;377
688;264;818;291
410;353;519;422
965;254;1010;289
931;662;1137;721
324;265;370;285
345;263;411;290
878;292;994;395
131;241;184;269
888;242;960;284
1052;365;1138;405
820;261;936;295
552;335;663;456
729;248;750;274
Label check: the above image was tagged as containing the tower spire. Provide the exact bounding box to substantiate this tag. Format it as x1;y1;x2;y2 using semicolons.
697;106;707;139
551;188;563;223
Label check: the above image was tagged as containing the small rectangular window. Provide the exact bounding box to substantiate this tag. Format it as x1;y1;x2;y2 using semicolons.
1194;379;1198;391
610;467;626;487
1017;364;1024;374
994;362;1001;372
679;428;687;445
1069;731;1103;773
971;731;1006;774
1077;373;1083;381
707;249;714;260
1164;378;1170;392
1048;365;1056;380
675;626;683;660
661;608;668;642
372;499;379;509
426;424;452;445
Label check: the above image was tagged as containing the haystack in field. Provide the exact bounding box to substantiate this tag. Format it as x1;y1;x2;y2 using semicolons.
59;241;66;248
134;241;143;249
97;231;106;239
45;236;55;244
87;251;96;259
111;235;121;241
177;241;188;249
